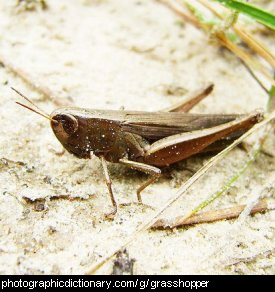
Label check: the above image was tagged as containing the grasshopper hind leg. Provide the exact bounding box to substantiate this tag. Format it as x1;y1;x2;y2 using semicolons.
162;83;214;113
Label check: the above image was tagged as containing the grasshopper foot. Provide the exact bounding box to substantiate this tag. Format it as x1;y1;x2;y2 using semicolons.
104;206;117;220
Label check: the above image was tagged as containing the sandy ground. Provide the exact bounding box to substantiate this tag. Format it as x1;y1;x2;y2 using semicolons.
0;0;274;275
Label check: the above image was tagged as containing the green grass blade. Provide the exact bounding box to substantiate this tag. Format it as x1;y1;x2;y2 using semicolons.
215;0;275;29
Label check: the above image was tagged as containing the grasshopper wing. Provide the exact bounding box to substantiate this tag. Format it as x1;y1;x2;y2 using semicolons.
121;111;242;140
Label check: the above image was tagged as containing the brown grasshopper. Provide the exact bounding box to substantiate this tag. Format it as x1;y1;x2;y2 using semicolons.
12;84;263;218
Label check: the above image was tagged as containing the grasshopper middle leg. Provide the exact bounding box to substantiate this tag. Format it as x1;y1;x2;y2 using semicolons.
119;158;161;203
100;156;117;218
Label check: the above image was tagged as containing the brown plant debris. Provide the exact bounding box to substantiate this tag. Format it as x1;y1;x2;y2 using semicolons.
111;249;135;275
151;200;273;229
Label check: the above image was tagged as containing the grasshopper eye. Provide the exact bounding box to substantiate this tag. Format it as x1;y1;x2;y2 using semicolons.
54;114;78;135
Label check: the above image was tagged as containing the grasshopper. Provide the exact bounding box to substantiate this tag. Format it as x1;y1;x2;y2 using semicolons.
12;84;263;218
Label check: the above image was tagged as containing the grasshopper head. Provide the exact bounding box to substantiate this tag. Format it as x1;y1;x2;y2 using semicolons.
50;109;92;158
50;112;79;140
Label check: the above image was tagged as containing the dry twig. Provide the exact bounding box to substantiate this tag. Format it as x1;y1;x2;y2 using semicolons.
0;53;73;107
151;199;273;229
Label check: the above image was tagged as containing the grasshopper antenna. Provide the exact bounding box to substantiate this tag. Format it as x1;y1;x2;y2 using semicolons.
15;101;53;122
11;87;57;123
11;87;49;117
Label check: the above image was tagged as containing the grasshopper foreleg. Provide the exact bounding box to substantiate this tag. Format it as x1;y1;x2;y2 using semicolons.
119;158;161;203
